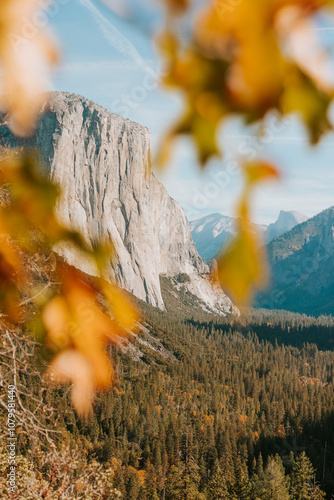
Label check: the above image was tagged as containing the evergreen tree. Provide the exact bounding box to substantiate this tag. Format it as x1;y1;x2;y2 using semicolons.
233;453;251;500
220;433;235;490
144;462;160;500
257;453;264;476
126;468;141;499
206;460;230;500
252;455;290;500
290;452;325;500
166;459;204;500
166;463;184;500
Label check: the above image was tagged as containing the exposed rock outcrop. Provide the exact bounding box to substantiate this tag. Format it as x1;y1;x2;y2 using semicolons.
2;92;235;315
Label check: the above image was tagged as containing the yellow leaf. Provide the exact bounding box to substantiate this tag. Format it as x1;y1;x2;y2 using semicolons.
192;114;221;166
42;296;72;352
244;162;280;186
276;5;334;94
59;266;115;390
216;160;279;305
281;71;332;143
217;225;268;305
98;278;138;332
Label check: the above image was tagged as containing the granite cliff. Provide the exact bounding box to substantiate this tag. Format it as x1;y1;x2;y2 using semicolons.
2;92;234;315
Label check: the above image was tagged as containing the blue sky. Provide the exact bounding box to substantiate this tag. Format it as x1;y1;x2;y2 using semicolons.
48;0;334;224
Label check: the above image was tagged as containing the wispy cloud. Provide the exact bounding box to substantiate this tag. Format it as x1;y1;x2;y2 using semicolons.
77;0;156;77
57;59;155;73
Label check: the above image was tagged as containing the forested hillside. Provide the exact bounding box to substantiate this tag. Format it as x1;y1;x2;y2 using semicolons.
1;301;334;499
256;207;334;316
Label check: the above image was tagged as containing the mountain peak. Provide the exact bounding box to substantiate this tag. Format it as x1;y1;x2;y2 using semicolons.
265;210;308;243
189;212;266;262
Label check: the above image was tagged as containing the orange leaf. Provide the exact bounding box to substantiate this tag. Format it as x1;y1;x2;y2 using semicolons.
160;0;190;15
42;263;138;415
244;162;280;186
46;350;95;417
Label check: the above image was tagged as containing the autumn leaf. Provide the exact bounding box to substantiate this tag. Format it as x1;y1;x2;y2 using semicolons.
44;267;116;388
216;162;280;305
0;0;58;136
158;0;334;166
217;224;268;305
244;161;281;187
160;0;190;15
98;278;138;332
275;5;333;94
47;350;95;416
157;44;228;167
42;263;138;415
281;70;332;144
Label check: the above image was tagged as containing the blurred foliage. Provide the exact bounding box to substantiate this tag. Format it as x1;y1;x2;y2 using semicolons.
159;0;334;303
0;0;334;414
0;151;138;415
0;0;58;136
0;0;140;415
159;0;334;161
217;162;280;304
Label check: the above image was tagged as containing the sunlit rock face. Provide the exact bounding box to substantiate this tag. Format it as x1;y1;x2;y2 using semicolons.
2;91;235;315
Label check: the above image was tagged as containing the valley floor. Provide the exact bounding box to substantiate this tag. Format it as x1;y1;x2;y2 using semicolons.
1;305;334;498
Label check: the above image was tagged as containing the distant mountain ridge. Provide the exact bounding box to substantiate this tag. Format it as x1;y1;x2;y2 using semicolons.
189;210;307;262
256;206;334;316
189;213;237;262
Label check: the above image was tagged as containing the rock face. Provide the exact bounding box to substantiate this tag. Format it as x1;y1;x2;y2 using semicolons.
264;210;308;244
2;92;234;315
256;206;334;316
